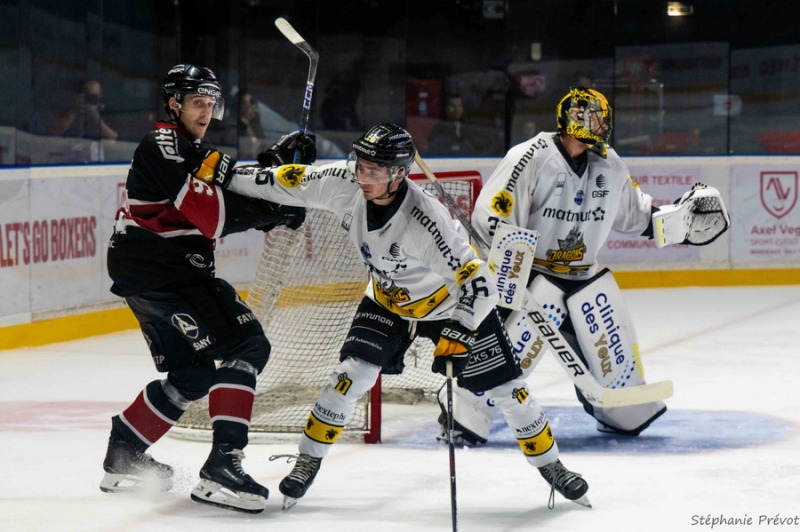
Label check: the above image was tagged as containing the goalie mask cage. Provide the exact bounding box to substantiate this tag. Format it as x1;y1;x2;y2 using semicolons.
171;171;482;444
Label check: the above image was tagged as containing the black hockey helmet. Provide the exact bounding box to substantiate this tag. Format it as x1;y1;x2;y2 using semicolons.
161;64;225;120
350;123;416;180
556;86;612;158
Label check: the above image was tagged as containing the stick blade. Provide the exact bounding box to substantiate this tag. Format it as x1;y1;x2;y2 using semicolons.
581;380;674;408
274;17;305;44
602;380;673;408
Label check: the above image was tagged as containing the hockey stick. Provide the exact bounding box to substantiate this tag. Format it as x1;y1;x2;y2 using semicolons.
274;17;319;162
445;361;458;532
414;153;489;250
522;293;673;407
413;152;673;408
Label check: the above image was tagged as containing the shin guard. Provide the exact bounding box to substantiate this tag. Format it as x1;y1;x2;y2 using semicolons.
299;357;381;458
486;378;559;468
209;361;257;449
116;379;186;447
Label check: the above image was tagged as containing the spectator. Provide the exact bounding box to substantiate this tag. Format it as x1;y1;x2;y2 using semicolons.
50;79;118;141
427;95;477;156
238;91;265;141
237;91;267;159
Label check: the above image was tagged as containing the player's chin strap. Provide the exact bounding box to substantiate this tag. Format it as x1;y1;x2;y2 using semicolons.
653;183;731;248
373;176;407;201
168;107;190;136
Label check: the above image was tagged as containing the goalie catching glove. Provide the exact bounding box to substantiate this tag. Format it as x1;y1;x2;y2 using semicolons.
186;149;235;187
431;320;477;378
652;182;731;248
257;131;317;167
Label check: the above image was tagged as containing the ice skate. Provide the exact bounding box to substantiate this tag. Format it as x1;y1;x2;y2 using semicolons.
272;453;322;510
538;459;591;509
190;444;268;514
99;435;173;493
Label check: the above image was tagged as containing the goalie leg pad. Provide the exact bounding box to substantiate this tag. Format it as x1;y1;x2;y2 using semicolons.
486;377;559;468
565;268;666;434
505;275;569;380
298;356;381;458
436;383;495;445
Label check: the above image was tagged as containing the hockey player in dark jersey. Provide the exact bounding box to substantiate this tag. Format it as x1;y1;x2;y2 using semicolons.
99;64;313;513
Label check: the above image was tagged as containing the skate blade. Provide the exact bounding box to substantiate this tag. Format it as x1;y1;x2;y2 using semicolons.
282;496;298;510
99;472;172;493
191;479;267;514
571;494;592;508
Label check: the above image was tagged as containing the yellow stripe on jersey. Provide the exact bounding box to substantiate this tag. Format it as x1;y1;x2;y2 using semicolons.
533;258;592;274
303;412;344;445
372;280;451;319
517;423;555;456
456;260;481;284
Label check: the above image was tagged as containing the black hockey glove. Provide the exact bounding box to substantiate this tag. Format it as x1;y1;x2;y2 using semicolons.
431;320;477;378
186;149;236;187
257;131;317;167
256;202;307;233
276;204;307;230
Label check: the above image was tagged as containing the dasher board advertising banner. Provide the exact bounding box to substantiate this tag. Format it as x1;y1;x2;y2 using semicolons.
731;165;800;264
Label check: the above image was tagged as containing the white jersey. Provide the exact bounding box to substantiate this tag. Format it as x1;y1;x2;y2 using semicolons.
473;132;653;280
228;161;498;331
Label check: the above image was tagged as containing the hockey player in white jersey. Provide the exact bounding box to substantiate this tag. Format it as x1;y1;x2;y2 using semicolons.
202;123;591;510
442;87;730;444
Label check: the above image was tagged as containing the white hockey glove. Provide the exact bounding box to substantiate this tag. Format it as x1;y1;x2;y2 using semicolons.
652;183;730;247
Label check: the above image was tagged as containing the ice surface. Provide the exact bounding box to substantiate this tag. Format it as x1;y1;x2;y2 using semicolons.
1;286;798;531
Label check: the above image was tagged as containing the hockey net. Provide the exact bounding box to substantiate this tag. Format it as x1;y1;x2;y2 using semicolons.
172;171;482;443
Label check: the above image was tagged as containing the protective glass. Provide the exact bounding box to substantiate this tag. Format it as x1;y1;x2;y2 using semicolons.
348;152;394;184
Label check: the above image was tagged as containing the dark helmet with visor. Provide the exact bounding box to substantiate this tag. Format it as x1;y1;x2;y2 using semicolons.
556;86;612;158
161;64;225;121
350;123;416;181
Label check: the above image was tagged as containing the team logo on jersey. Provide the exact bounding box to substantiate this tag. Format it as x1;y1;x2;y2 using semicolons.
574;190;584;205
456;261;480;283
171;313;200;339
381;242;407;263
335;373;353;395
491;190;514;217
276;164;305;188
596;174;607;188
361;242;372;259
545;227;586;264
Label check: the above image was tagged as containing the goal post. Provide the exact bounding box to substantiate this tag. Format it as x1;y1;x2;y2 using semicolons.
170;170;482;444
